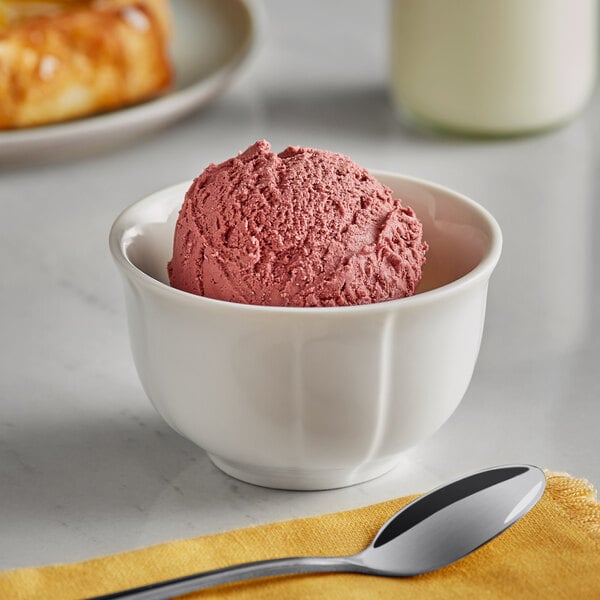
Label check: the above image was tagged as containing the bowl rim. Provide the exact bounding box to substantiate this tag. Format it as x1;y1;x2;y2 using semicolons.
109;170;503;315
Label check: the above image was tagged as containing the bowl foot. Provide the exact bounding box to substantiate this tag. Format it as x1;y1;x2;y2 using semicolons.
207;454;400;490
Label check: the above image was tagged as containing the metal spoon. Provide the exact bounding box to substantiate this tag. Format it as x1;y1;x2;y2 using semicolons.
91;464;545;600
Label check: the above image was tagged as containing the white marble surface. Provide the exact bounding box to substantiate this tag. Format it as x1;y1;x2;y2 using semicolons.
1;0;599;571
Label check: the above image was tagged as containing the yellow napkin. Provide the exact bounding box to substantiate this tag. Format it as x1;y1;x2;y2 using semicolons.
2;472;599;599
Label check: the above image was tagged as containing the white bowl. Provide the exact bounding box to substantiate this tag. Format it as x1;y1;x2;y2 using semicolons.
109;172;502;490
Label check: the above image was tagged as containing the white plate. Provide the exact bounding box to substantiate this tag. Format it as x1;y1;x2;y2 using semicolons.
0;0;259;164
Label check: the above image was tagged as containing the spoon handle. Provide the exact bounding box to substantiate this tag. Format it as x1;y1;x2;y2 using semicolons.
89;555;358;600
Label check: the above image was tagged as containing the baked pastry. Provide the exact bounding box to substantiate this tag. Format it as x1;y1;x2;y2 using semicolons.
0;0;173;129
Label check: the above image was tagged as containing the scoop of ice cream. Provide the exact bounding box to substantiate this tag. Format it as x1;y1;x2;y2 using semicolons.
168;141;428;307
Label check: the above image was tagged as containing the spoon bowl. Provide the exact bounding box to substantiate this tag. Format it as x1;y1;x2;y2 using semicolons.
91;465;545;599
357;464;545;576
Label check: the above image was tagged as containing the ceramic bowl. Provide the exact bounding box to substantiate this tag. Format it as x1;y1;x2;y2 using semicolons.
109;172;502;490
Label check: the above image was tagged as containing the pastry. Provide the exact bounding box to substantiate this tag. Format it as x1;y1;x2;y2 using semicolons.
0;0;173;129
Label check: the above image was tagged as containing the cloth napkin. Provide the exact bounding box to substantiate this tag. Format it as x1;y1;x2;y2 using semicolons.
1;471;599;599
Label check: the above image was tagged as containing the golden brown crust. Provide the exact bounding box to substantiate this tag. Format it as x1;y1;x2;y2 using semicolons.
0;0;173;129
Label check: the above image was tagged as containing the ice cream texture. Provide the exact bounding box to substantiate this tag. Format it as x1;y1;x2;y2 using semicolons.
168;141;428;307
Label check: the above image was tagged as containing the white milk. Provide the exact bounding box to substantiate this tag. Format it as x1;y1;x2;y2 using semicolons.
390;0;598;135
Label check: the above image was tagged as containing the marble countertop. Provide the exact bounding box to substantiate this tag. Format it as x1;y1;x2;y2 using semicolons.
1;0;599;571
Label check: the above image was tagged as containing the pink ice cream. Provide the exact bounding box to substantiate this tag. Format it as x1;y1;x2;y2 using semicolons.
168;141;427;307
